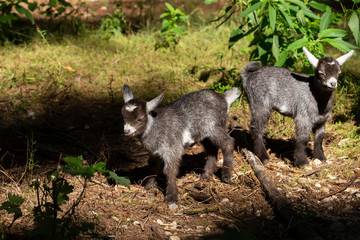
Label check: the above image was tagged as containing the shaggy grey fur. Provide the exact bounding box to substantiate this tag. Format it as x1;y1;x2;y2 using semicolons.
121;85;240;202
241;47;354;167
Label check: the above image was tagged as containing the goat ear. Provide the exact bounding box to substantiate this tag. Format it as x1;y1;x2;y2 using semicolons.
123;84;134;103
336;50;354;66
302;47;319;68
146;93;164;112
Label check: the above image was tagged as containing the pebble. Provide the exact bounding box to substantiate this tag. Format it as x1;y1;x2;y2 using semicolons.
169;203;178;210
315;183;321;188
327;174;336;180
205;227;211;232
221;198;230;204
338;138;350;147
157;219;164;225
313;159;322;165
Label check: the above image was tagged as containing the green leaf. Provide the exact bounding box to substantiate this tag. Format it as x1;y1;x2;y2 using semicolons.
28;2;38;11
287;37;309;51
8;194;25;205
269;4;276;31
160;12;169;19
109;171;130;189
228;25;258;49
92;162;108;173
50;0;57;7
272;35;279;60
309;1;328;11
257;44;267;57
239;2;262;18
279;7;294;29
287;0;308;9
275;50;289;67
204;0;217;4
24;8;35;24
320;11;333;31
64;156;83;168
318;28;348;39
165;2;175;12
321;38;357;52
302;7;320;19
348;12;359;45
0;194;24;221
287;0;319;19
57;7;66;14
296;9;306;26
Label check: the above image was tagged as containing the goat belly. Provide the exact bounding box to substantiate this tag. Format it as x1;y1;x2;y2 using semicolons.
274;105;293;117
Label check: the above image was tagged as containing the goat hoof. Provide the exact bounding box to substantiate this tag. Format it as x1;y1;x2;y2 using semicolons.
164;195;178;203
294;158;309;168
200;173;211;181
314;153;327;162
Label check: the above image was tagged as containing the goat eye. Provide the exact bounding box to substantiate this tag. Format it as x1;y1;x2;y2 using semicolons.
136;117;145;123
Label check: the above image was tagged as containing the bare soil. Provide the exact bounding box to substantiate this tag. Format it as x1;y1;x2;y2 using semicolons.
0;96;359;239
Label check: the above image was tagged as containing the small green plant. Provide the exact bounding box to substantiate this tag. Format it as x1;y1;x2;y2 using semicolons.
155;2;188;49
0;156;130;239
98;9;127;37
208;82;232;93
209;0;358;68
0;193;24;230
26;134;38;181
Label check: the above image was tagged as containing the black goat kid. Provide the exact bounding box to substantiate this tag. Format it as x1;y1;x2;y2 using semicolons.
121;85;240;202
242;47;354;167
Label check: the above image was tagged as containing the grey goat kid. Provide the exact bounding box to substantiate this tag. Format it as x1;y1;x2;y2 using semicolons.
121;85;240;202
242;47;354;167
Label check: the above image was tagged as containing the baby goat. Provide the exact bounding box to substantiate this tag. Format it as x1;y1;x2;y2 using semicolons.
242;47;354;167
121;85;240;202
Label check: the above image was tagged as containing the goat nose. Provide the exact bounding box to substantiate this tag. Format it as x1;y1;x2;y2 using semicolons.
331;82;337;88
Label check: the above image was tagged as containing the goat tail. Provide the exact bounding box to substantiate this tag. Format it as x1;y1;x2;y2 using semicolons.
224;87;241;106
241;61;261;84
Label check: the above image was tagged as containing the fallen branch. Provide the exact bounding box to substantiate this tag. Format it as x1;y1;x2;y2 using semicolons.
303;164;331;177
242;149;323;240
319;170;360;201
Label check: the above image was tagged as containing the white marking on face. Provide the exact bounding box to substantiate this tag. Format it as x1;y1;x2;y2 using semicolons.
325;77;337;89
182;129;194;146
328;61;336;65
124;123;136;135
125;104;137;112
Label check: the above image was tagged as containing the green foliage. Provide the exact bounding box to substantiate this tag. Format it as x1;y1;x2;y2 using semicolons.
26;134;38;181
0;0;79;41
0;156;130;239
212;0;358;67
97;9;128;38
155;2;189;49
0;194;24;229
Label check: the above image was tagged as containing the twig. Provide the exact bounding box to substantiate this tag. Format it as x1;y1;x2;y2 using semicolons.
303;164;331;177
319;170;360;200
0;167;22;193
242;148;323;240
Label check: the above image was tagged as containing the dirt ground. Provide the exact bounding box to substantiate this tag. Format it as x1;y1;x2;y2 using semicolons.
0;95;359;239
1;1;360;239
